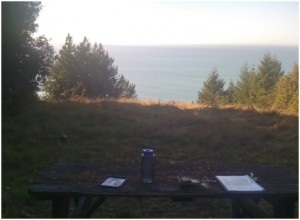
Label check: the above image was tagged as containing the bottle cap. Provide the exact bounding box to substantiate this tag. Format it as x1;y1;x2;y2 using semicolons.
142;148;154;156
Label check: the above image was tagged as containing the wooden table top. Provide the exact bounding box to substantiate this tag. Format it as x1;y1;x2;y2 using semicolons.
29;161;298;200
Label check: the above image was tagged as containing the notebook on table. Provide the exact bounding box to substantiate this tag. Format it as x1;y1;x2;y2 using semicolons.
216;175;264;192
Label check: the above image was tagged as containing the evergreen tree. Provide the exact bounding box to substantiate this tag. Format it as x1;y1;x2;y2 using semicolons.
115;75;137;98
44;34;77;98
224;80;236;104
272;63;298;114
2;2;54;111
74;36;93;97
198;68;225;106
234;63;259;105
44;35;136;99
87;42;119;97
256;52;284;106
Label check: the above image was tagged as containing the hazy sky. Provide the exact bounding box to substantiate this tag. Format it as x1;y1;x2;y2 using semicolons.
35;0;299;46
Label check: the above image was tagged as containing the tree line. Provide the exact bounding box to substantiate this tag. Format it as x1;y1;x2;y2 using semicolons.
198;54;298;114
2;2;298;115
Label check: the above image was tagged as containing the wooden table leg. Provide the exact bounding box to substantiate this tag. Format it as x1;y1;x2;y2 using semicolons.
84;197;106;217
52;197;71;218
232;198;243;218
273;199;296;218
72;196;106;218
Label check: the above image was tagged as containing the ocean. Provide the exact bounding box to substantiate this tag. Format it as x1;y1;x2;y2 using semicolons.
103;45;298;102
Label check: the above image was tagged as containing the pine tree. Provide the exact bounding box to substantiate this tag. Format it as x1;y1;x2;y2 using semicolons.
88;42;119;97
234;63;258;105
256;53;284;106
44;34;77;98
44;35;136;99
74;36;93;97
224;80;236;104
198;68;225;106
272;63;298;114
115;75;137;98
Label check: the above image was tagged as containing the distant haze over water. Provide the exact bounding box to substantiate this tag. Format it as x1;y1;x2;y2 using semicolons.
54;44;298;101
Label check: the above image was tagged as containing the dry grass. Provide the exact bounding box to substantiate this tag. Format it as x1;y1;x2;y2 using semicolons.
2;98;298;218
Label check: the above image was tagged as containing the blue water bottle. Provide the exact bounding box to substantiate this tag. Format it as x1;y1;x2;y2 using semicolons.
141;148;155;183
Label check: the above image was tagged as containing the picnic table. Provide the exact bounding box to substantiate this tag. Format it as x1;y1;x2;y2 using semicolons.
28;161;298;218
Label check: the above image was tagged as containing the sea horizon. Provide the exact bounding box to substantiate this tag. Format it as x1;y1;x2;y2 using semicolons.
53;43;298;50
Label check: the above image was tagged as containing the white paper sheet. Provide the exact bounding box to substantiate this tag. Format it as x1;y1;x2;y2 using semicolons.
216;175;265;192
101;177;126;187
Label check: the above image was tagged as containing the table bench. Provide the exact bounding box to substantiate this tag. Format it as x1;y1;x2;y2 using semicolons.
28;161;298;218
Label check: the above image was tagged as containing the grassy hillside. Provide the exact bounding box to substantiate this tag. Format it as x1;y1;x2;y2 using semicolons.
2;99;298;217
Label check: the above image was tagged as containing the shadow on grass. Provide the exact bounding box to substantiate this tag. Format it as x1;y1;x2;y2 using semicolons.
2;99;298;218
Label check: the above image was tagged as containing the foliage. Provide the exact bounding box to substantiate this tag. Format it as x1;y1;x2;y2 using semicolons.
256;53;284;106
257;53;284;91
205;53;297;114
198;68;225;106
43;34;78;98
272;64;298;114
2;2;54;112
44;35;136;99
233;63;259;105
224;80;235;104
231;54;285;108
